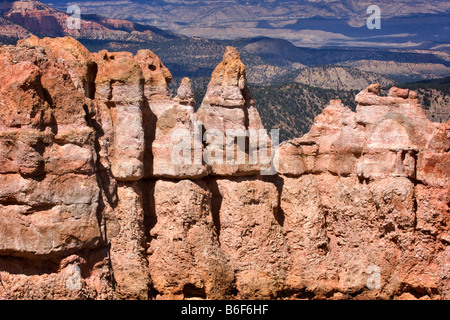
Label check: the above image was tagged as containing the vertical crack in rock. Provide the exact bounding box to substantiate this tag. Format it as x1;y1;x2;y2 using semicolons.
207;177;223;243
140;179;157;299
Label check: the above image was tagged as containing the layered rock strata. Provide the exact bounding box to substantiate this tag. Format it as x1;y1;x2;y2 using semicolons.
0;37;448;300
197;46;273;176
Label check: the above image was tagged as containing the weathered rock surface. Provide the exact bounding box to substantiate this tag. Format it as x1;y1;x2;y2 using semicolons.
277;85;449;299
0;37;448;300
93;50;145;182
109;183;149;299
213;178;289;299
135;49;172;101
147;179;234;299
151;78;207;179
18;36;97;98
0;39;112;299
197;46;273;176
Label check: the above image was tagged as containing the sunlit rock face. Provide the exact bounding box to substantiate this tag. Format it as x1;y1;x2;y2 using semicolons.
0;37;448;300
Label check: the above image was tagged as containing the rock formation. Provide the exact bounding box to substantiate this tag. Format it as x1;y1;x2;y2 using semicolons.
197;46;272;176
0;36;448;300
277;86;449;299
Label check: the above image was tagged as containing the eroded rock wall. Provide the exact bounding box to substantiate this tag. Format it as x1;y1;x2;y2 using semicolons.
0;37;448;300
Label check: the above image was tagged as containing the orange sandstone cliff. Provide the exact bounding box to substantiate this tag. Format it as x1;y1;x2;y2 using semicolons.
0;36;448;300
